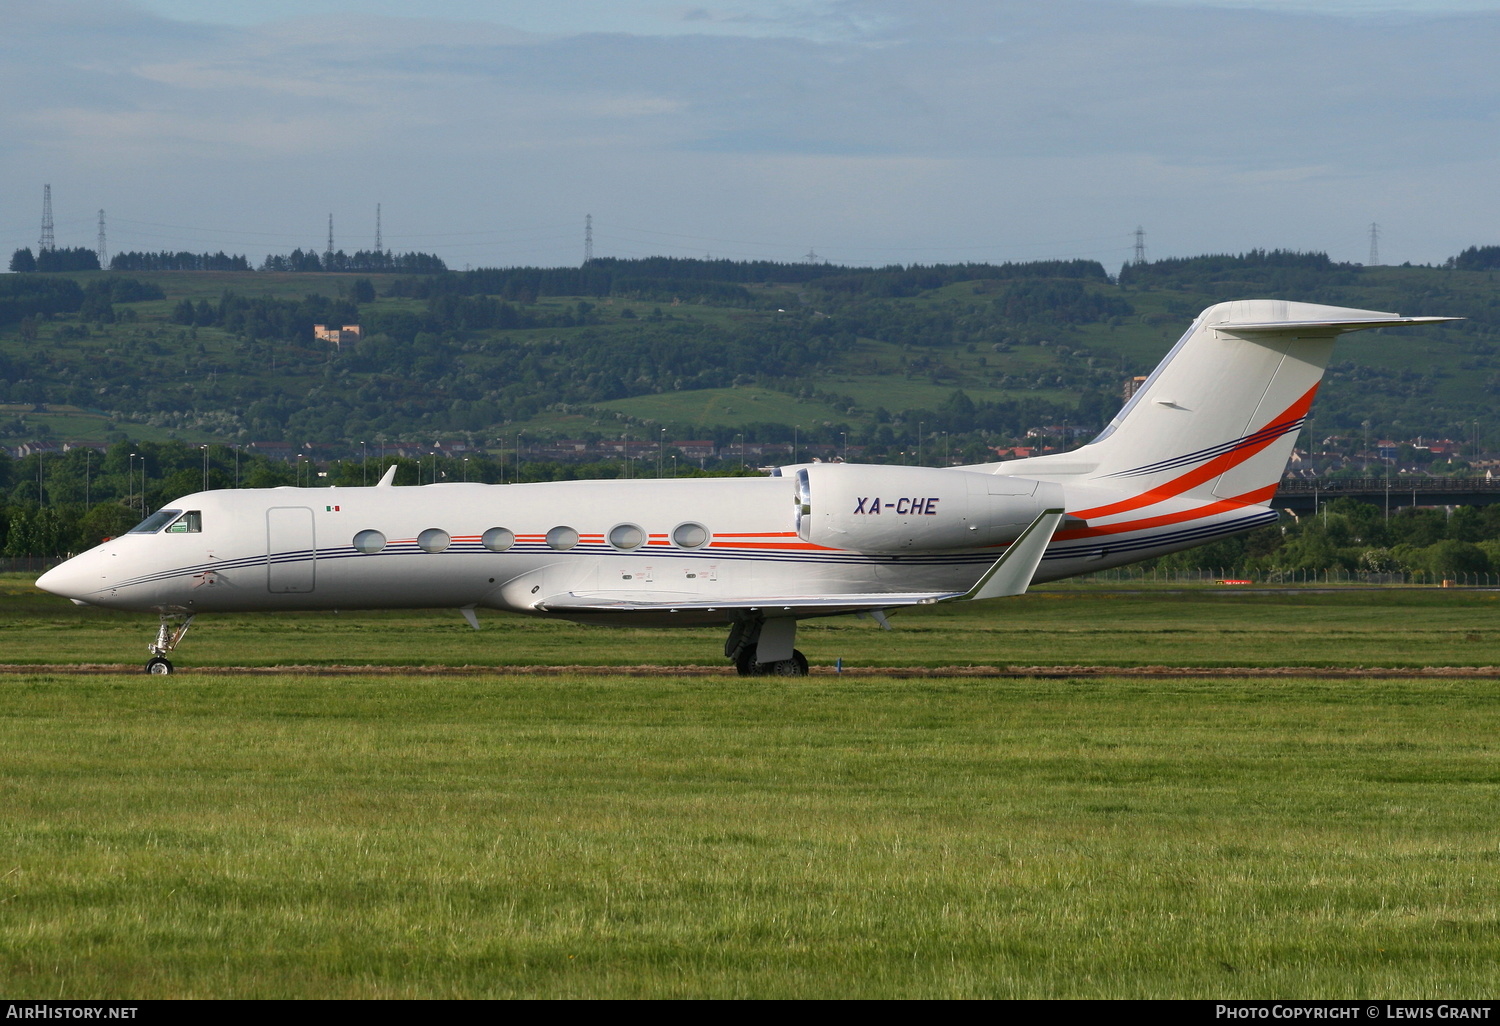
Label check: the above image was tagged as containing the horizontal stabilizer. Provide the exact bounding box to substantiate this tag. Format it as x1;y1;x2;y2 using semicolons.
1212;316;1458;334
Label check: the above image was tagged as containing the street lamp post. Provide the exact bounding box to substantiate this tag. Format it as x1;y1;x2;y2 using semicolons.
658;427;666;479
201;444;209;492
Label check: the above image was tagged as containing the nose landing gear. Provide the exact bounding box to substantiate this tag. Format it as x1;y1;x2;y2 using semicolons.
145;614;194;675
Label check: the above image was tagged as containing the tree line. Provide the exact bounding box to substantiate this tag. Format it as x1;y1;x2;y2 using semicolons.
259;249;447;273
110;251;251;272
0;276;163;327
1156;497;1500;578
9;247;100;272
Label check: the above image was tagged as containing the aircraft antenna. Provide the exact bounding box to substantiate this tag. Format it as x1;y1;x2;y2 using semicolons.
1368;222;1381;267
584;214;593;265
1133;226;1146;265
325;214;335;267
375;203;383;253
39;184;54;251
97;209;108;267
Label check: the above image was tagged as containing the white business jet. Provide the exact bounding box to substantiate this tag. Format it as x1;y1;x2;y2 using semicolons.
37;300;1452;674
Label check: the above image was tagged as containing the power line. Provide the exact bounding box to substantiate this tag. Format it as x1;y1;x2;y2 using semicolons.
1368;222;1381;267
1133;225;1146;265
584;213;593;265
325;213;334;264
375;203;382;253
97;209;107;267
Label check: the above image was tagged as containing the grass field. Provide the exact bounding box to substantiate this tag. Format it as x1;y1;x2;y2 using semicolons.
2;672;1499;998
4;573;1500;670
4;578;1500;997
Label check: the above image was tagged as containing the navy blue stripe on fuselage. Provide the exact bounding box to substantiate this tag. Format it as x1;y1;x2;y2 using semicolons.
107;509;1275;591
1104;418;1304;480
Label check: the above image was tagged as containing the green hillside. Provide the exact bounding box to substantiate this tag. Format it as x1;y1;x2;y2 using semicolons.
1;254;1496;459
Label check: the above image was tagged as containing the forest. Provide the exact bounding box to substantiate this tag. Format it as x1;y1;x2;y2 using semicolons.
2;247;1500;559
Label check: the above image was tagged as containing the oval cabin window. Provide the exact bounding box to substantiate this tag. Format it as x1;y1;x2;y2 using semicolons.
546;526;579;551
482;527;515;552
417;528;450;553
352;530;386;554
609;524;644;550
673;522;709;549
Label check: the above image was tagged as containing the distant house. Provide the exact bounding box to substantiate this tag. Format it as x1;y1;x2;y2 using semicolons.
313;324;361;349
674;441;717;460
248;441;296;460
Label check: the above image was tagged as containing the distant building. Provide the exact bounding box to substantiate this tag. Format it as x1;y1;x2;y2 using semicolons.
674;441;717;460
313;324;361;349
1123;375;1148;402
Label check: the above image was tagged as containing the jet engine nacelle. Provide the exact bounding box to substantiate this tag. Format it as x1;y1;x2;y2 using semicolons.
793;464;1063;552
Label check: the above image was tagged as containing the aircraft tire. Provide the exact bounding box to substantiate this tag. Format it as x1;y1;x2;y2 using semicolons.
735;646;809;677
734;646;765;676
772;649;810;677
145;657;174;675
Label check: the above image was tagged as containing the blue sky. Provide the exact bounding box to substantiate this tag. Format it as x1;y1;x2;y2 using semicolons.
4;0;1498;269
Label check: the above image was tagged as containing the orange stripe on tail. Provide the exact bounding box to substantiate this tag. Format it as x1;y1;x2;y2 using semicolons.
1072;384;1317;520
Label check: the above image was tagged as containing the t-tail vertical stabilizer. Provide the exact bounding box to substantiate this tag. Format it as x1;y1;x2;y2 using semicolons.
999;300;1454;510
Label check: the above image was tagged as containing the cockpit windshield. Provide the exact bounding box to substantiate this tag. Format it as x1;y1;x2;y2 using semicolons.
165;511;202;534
127;509;182;534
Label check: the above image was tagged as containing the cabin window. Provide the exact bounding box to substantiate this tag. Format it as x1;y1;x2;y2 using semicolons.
482;527;515;552
546;526;579;550
417;528;451;553
673;522;709;549
164;511;202;534
352;530;386;554
127;509;181;534
608;524;644;550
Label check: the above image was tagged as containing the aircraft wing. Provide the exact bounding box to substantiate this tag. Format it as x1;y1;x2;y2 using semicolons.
535;590;961;615
535;509;1066;616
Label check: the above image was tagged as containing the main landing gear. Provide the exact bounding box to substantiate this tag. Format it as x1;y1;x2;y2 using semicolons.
734;646;810;677
725;615;808;677
145;613;194;675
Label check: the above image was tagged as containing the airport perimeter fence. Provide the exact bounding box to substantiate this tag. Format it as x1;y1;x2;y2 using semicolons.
1072;567;1500;587
0;557;57;574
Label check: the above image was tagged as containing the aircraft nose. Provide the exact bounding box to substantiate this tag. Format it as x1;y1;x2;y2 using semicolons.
36;558;101;602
